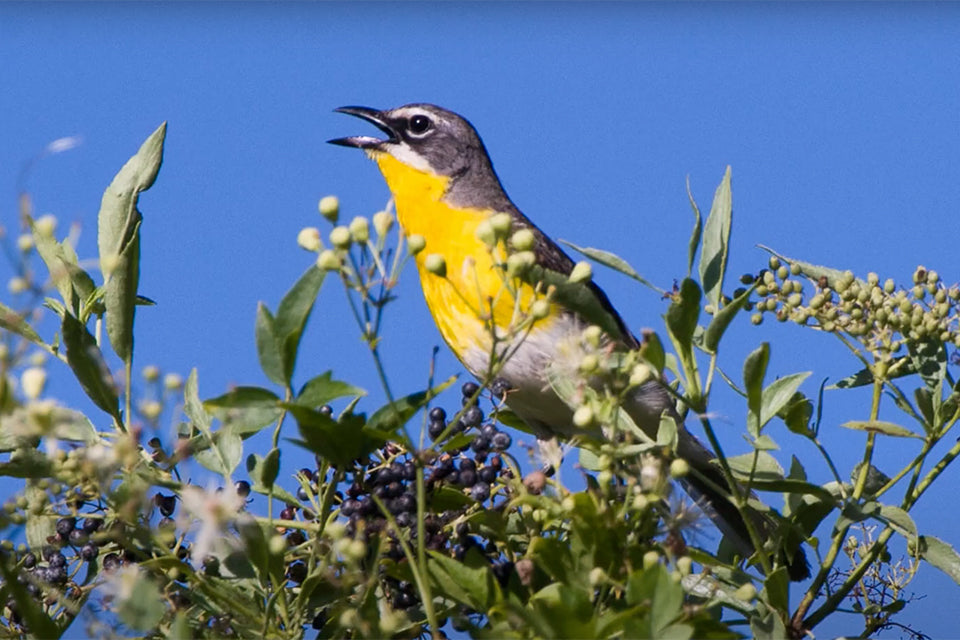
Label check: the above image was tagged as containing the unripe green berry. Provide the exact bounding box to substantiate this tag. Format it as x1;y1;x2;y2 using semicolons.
776;265;789;280
316;250;341;271
372;210;394;237
348;216;369;243
329;226;352;249
927;269;940;285
424;254;447;277
318;195;339;222
750;313;763;325
572;405;595;428
475;219;496;247
884;278;896;294
643;550;660;570
507;251;536;277
407;234;426;255
790;263;801;276
489;213;513;237
530;299;551;320
511;228;536;251
669;458;689;478
768;256;781;271
568;261;592;284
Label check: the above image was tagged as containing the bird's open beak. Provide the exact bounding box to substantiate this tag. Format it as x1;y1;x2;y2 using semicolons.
328;106;397;149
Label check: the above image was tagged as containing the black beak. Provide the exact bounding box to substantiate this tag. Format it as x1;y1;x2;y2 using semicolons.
328;106;397;149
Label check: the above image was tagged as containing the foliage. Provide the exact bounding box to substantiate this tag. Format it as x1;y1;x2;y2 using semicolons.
0;127;955;640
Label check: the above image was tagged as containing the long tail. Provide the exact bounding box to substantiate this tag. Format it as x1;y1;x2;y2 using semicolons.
677;433;810;581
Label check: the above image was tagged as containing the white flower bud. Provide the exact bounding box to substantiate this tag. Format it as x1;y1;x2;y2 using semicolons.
318;195;339;222
297;227;322;252
568;261;592;284
372;211;394;237
21;367;46;400
406;234;426;255
16;234;34;252
34;215;57;237
424;254;447;277
348;216;369;243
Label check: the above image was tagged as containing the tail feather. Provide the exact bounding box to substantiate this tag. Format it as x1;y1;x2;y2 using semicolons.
680;453;810;582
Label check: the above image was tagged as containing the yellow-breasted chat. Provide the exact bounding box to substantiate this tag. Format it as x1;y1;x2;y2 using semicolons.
330;103;808;581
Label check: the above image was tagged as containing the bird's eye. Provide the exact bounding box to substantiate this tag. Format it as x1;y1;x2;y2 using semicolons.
408;114;432;135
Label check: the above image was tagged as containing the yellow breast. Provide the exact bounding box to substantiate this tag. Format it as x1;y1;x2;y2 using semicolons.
373;153;544;364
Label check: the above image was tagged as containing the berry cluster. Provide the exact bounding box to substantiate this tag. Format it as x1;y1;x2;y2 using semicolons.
741;257;960;361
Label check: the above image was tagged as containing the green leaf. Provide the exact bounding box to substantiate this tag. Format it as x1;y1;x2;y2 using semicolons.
25;483;55;550
0;449;53;479
365;375;456;435
427;548;497;610
560;240;660;293
296;371;366;408
183;369;212;434
98;123;165;361
762;566;790;615
205;386;280;410
103;219;141;361
908;339;947;392
665;278;702;350
686;176;703;278
255;303;285;387
274;265;326;384
0;302;44;346
913;535;960;585
879;504;917;541
760;372;811;430
698;166;732;309
284;405;372;467
118;573;165;631
703;283;756;354
31;222;96;314
246;452;299;506
830;357;914;390
743;343;769;435
727;451;784;483
194;427;243;477
61;312;120;421
841;420;921;439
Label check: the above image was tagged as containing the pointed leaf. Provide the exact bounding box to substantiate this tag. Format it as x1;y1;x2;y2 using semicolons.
699;166;732;308
61;313;120;421
560;240;660;292
909;339;947;392
274;265;326;383
760;372;811;430
703;282;756;354
686;176;702;278
103;219;141;361
205;386;280;410
878;505;917;541
255;303;285;386
914;535;960;585
665;278;701;349
743;343;769;434
727;451;784;482
365;375;456;434
841;420;921;439
296;371;366;408
31;222;96;314
0;302;44;346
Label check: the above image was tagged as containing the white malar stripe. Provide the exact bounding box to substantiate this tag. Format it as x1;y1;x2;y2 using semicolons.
383;142;434;173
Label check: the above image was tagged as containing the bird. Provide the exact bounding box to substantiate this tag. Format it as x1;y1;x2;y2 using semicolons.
329;103;808;581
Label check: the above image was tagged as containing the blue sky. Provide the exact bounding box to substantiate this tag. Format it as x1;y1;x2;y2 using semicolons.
2;2;960;636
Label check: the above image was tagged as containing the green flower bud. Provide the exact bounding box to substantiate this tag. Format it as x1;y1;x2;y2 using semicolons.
530;299;551;320
318;195;339;222
406;234;426;255
348;216;369;243
329;226;352;249
424;254;447;277
750;312;763;325
475;219;496;247
630;363;654;387
163;373;183;390
676;556;692;576
572;405;595;428
776;265;789;280
582;325;603;346
511;228;536;251
316;249;342;271
33;214;57;238
669;458;689;478
884;278;896;294
867;272;879;286
927;269;940;285
372;210;394;237
568;261;592;284
642;550;660;570
297;227;322;252
768;256;781;271
734;582;757;602
142;365;160;382
579;353;599;374
790;263;801;276
507;251;536;277
489;212;513;237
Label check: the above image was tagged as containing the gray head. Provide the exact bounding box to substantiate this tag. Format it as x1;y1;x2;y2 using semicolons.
329;103;512;210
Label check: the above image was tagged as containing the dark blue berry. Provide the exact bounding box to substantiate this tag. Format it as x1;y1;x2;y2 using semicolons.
80;544;97;561
68;529;87;546
428;420;445;440
157;494;177;517
471;435;491;453
429;407;446;422
459;458;477;472
396;512;413;528
287;561;307;584
234;480;251;498
319;405;333;416
81;518;102;534
491;432;512;451
479;466;497;484
55;517;76;537
462;406;483;429
490;378;511;400
459;469;477;487
461;382;480;399
22;553;36;569
481;423;497;438
402;461;417;481
340;499;358;517
297;486;310;502
471;483;491;501
396;493;416;513
48;551;66;568
280;506;297;520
